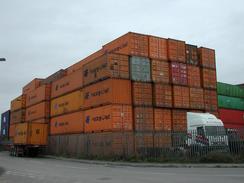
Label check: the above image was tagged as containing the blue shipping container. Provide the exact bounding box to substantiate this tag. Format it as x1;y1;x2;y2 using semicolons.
1;110;11;138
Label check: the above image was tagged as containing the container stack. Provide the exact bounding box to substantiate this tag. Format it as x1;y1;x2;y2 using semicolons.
217;82;244;128
7;32;220;157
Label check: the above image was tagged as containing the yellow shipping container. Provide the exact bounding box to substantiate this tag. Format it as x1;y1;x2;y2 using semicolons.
51;90;83;117
11;95;26;112
13;123;48;145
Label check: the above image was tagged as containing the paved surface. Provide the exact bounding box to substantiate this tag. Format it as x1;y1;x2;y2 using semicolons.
0;152;244;183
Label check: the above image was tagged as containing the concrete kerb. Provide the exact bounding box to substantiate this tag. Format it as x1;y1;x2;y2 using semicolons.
45;155;244;168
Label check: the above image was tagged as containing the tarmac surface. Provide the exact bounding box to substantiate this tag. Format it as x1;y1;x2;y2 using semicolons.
0;151;244;183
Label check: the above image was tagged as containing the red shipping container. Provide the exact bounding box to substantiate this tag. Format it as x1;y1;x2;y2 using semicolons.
201;68;217;89
132;82;152;106
188;65;201;88
189;88;204;109
172;109;187;131
198;47;216;69
149;36;167;60
167;39;186;63
171;62;188;85
151;60;169;83
173;86;190;108
219;109;244;127
153;84;172;108
204;89;218;111
154;108;172;131
134;107;154;132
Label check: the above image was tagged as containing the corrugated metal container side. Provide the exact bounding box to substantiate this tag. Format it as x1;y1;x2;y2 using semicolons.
13;122;48;145
31;118;49;124
134;107;154;132
170;62;188;85
132;82;152;106
172;109;187;131
67;49;105;75
51;69;83;99
130;56;151;82
204;89;218;111
188;65;201;88
51;90;83;117
198;47;216;69
149;36;167;60
151;60;169;83
40;69;67;85
83;53;129;86
50;111;84;135
84;105;133;133
83;79;131;109
219;108;244;127
1;110;11;138
201;68;217;89
10;109;25;124
173;86;190;109
153;84;172;108
217;82;244;98
154;108;172;131
103;32;149;57
186;44;199;65
10;95;26;112
189;88;204;109
167;39;186;63
154;132;172;148
22;78;43;94
25;102;50;122
218;95;244;110
26;84;51;107
9;124;15;137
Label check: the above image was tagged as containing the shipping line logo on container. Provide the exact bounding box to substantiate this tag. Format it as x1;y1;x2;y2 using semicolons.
84;88;110;99
104;42;128;54
85;114;111;124
55;121;69;127
83;63;107;78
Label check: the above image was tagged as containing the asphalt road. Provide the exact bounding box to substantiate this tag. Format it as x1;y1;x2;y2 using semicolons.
0;151;244;183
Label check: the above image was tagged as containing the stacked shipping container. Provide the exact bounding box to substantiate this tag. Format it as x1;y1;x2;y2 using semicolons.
8;32;221;157
217;82;244;128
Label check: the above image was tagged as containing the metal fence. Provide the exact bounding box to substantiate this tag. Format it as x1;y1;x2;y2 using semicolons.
47;127;244;161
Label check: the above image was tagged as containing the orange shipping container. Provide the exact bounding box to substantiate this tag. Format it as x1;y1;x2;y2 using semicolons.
103;32;149;57
41;69;67;85
153;84;172;108
199;47;216;69
23;78;43;94
154;133;172;148
50;111;84;135
51;90;83;117
172;109;187;131
83;79;131;109
26;84;51;107
154;108;172;131
188;65;201;88
204;89;218;111
201;68;217;89
84;105;133;133
13;122;48;145
25;102;50;122
134;107;154;132
167;39;186;63
186;44;199;65
67;49;105;75
189;88;204;109
11;95;26;112
10;109;25;124
83;53;129;86
31;118;49;124
149;36;167;60
135;133;154;151
151;60;169;83
51;69;83;98
132;82;152;106
9;124;15;137
173;86;190;108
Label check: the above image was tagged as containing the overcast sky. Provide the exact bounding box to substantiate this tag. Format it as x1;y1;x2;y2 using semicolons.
0;0;244;113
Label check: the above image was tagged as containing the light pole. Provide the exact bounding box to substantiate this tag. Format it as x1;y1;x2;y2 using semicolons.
0;58;6;62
